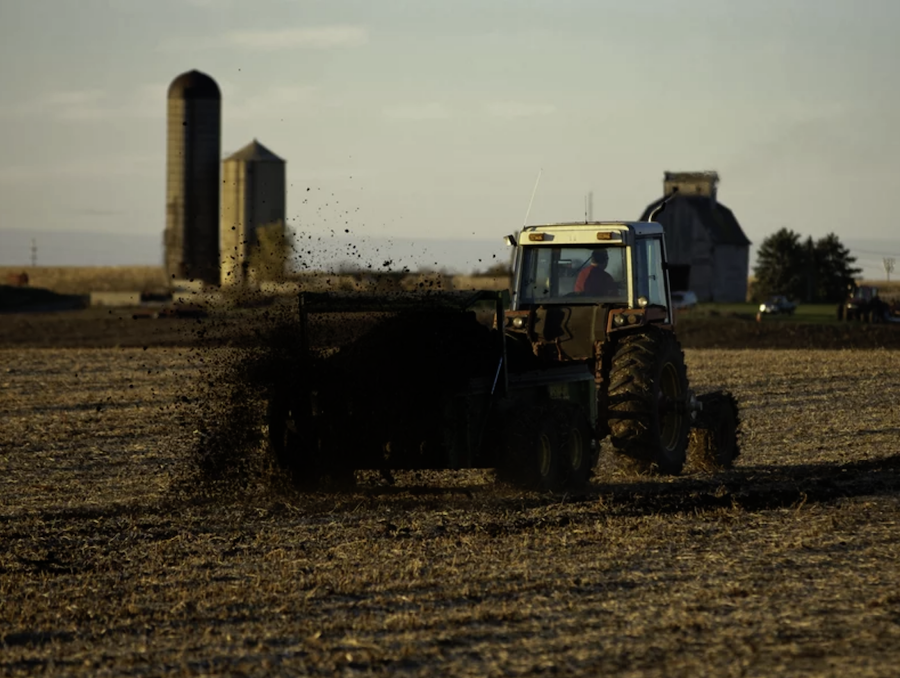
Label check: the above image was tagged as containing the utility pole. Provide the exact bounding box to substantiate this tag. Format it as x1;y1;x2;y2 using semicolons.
31;239;37;267
884;257;895;282
805;236;815;302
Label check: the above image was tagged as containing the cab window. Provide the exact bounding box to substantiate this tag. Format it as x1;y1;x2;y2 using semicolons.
634;237;666;306
518;246;628;304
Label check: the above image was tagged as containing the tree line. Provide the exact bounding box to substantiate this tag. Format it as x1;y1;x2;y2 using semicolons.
753;228;861;303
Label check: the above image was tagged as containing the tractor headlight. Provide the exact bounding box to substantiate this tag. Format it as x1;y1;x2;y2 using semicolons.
637;296;649;308
613;314;626;326
759;303;766;312
512;316;525;329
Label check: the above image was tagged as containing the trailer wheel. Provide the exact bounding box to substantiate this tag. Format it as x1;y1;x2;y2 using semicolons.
607;327;690;475
554;402;596;490
503;406;563;492
267;392;321;489
688;391;741;473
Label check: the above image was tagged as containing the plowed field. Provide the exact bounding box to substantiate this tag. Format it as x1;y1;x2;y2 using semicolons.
2;345;900;676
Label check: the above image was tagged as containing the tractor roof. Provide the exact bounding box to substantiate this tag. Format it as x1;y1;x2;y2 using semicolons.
520;221;664;239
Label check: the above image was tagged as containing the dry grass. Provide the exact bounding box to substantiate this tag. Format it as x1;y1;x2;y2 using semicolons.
0;267;168;294
2;347;900;676
0;267;509;297
283;273;508;294
5;268;895;301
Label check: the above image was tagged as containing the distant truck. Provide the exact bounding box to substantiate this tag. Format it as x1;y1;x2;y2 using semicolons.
759;295;796;316
671;290;698;310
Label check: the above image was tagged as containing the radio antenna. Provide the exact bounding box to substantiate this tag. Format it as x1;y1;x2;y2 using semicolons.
523;168;543;226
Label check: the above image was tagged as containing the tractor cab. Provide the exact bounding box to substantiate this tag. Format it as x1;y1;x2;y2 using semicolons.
502;222;676;362
509;222;673;314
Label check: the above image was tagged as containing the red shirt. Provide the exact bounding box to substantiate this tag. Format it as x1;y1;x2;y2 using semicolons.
575;266;617;295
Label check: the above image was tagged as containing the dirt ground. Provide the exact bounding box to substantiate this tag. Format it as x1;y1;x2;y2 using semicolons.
2;304;900;350
2;342;900;677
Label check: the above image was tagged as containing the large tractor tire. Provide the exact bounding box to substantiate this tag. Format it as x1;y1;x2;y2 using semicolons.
607;327;691;475
501;404;564;492
553;401;597;491
688;391;741;473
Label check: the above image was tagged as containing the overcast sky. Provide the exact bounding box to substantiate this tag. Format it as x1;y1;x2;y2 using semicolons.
1;0;898;277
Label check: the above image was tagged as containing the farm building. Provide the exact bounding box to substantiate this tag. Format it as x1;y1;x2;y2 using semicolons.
164;69;222;287
220;139;287;286
639;172;751;303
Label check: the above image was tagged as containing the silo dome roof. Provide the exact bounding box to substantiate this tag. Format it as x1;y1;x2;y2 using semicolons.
168;70;221;100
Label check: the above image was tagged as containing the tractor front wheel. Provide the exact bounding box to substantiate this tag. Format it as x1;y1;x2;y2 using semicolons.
607;328;691;475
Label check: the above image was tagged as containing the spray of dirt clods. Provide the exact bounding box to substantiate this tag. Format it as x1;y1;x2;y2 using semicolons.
166;295;308;501
166;284;501;502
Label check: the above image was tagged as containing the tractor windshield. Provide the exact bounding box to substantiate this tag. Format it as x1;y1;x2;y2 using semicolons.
517;245;628;305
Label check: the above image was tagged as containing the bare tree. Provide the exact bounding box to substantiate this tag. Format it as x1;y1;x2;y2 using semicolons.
248;221;294;283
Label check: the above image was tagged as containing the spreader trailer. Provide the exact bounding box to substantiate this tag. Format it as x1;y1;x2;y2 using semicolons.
267;289;600;491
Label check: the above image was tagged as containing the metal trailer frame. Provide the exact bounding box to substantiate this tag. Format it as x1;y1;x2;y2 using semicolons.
293;290;596;472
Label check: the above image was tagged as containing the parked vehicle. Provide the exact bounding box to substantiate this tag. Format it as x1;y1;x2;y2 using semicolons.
671;291;698;310
837;284;890;322
759;295;796;315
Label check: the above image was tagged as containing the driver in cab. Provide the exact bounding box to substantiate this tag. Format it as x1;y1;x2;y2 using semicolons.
574;249;618;296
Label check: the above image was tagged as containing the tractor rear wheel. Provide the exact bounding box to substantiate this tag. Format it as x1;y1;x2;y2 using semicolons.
688;391;741;472
607;328;690;475
554;402;596;490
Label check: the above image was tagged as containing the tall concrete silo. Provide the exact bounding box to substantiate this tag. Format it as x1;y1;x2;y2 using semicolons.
220;139;286;286
164;69;222;286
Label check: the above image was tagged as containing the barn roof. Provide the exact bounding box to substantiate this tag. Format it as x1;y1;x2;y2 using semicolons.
639;194;751;247
224;139;284;163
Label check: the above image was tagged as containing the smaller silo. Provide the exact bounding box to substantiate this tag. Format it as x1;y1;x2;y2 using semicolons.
220;140;287;286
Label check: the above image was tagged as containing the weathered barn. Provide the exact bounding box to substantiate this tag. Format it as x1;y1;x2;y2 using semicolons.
640;172;751;303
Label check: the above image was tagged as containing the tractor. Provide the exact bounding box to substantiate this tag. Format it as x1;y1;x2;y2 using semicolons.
266;216;740;491
838;284;890;322
501;218;739;478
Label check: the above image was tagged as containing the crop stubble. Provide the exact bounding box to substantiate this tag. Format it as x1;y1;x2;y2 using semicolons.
2;346;900;677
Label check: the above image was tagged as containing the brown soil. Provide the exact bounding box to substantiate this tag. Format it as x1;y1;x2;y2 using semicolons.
676;315;900;349
2;345;900;676
1;305;899;350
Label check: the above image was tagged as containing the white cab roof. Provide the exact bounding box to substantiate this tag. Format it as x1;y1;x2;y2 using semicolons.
519;221;664;243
